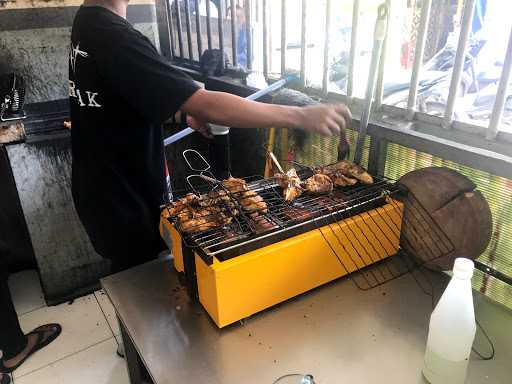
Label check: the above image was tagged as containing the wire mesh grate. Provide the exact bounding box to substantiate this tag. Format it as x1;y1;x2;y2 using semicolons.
164;158;455;290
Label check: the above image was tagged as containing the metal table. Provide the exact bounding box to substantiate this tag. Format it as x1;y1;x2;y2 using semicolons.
101;259;512;384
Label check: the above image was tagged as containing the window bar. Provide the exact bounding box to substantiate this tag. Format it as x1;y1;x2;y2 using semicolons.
347;0;360;97
280;0;286;76
245;0;253;70
206;0;213;50
194;0;203;59
184;0;194;62
406;0;432;120
262;0;268;78
300;0;307;88
374;0;391;109
164;0;176;58
268;5;273;73
443;0;476;129
175;0;185;58
230;0;238;67
322;0;332;96
218;0;225;70
486;26;512;140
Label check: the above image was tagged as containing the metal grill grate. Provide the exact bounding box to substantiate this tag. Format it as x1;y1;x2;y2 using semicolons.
165;161;455;290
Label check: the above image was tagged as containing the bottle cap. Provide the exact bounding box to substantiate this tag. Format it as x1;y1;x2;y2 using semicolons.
453;258;474;279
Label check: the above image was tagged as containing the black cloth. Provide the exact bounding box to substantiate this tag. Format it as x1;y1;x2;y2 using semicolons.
0;243;27;360
69;6;200;272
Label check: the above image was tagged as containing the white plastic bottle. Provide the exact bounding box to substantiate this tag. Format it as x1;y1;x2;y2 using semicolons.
422;258;476;384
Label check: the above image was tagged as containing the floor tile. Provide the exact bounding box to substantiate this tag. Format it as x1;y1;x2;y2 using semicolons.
95;289;120;336
14;338;129;384
8;270;46;316
14;294;112;378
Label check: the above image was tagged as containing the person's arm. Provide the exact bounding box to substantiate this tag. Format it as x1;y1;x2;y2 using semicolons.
181;89;352;136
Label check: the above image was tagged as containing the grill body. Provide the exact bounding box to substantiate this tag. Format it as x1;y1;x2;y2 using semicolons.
160;191;403;327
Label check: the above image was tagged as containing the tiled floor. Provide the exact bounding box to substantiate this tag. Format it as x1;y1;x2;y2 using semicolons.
7;271;129;384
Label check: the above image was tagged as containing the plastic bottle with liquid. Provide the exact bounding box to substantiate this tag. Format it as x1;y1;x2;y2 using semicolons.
422;258;476;384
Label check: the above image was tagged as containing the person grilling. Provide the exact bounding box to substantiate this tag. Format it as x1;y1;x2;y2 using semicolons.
69;0;352;274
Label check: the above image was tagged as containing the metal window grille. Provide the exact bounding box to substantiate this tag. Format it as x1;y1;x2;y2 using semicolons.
156;0;512;305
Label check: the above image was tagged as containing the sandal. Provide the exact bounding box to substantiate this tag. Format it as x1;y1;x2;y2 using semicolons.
0;374;11;384
0;323;62;374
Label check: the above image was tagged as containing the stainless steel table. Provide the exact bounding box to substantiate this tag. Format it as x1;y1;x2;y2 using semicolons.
101;259;512;384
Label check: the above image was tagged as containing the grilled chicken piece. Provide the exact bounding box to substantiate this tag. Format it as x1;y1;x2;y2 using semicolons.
167;193;198;216
331;171;358;187
178;206;233;233
333;160;374;184
274;168;303;201
222;177;248;193
238;190;268;213
198;190;238;214
314;161;373;185
303;173;333;194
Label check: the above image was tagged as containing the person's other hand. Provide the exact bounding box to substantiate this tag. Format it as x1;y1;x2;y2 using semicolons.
186;115;213;139
299;104;352;137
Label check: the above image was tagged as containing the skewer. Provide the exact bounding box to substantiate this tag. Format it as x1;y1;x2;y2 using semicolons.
267;151;285;174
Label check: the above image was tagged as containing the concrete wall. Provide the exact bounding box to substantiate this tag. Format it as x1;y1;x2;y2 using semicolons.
0;0;162;302
0;0;161;103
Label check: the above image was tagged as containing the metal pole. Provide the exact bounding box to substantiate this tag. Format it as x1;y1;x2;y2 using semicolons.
262;0;268;79
164;0;176;58
184;0;194;62
245;0;253;70
206;0;213;50
347;0;360;97
374;0;391;109
230;0;238;67
443;0;476;129
194;0;203;59
406;0;432;120
281;0;286;76
300;0;307;88
354;3;388;165
164;76;295;146
487;26;512;140
322;0;332;96
218;0;225;70
175;0;184;58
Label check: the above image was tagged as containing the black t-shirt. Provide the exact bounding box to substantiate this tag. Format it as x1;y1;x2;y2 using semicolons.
69;6;199;257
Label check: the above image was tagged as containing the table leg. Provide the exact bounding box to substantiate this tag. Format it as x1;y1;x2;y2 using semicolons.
119;316;153;384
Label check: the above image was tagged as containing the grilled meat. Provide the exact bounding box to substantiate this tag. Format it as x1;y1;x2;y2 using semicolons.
220;176;268;212
282;207;311;221
249;212;277;233
303;173;333;194
197;189;239;214
165;175;269;234
167;193;198;216
238;190;268;213
274;168;303;201
314;160;373;185
222;177;248;193
177;206;233;233
333;160;373;184
331;171;358;187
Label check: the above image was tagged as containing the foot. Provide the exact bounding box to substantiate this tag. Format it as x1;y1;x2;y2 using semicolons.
0;324;61;373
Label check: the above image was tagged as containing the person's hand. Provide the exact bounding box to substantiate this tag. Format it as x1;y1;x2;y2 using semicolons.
299;104;352;136
186;115;213;139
